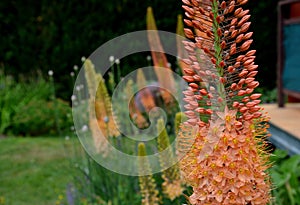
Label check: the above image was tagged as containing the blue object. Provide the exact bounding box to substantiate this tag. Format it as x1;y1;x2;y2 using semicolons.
283;24;300;92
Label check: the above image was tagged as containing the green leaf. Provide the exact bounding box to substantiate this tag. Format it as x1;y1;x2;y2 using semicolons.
270;149;288;163
279;155;300;173
270;171;290;187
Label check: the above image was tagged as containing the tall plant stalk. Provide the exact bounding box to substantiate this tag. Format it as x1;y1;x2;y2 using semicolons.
178;0;271;204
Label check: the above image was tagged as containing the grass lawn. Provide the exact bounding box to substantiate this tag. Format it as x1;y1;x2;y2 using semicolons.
0;136;81;205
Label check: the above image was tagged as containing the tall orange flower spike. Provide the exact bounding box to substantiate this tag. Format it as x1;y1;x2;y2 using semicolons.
178;0;271;204
147;7;176;106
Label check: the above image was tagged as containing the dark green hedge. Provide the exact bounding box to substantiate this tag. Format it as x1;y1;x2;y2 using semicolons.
0;0;279;99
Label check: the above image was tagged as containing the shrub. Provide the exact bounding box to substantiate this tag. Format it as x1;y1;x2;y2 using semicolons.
11;98;72;136
0;70;72;136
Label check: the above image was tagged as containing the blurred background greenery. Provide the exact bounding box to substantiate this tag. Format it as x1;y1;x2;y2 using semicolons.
0;0;279;100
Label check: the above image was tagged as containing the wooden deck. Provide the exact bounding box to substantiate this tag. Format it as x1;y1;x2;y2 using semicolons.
262;103;300;155
263;103;300;140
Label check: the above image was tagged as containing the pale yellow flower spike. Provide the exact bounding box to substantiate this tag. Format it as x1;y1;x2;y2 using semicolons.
84;59;120;155
138;143;160;205
157;118;184;201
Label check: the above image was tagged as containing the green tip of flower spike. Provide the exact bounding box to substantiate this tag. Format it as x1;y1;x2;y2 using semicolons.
138;142;147;157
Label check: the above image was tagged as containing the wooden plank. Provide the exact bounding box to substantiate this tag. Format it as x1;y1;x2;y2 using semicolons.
284;17;300;25
279;0;300;7
262;103;300;141
284;89;300;99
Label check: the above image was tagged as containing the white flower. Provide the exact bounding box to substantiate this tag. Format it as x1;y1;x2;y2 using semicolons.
76;85;81;91
109;56;114;63
48;70;53;76
115;58;120;64
73;65;78;71
70;72;75;77
65;136;70;141
146;55;151;61
81;56;86;62
81;125;88;132
71;95;77;101
167;62;171;68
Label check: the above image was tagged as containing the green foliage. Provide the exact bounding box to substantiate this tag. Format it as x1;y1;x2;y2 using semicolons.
0;0;182;100
269;149;300;205
83;157;141;205
256;88;277;103
11;98;72;136
0;70;72;136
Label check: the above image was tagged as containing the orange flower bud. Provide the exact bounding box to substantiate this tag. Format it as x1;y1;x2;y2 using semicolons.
234;8;243;16
233;101;240;108
195;107;205;114
240;39;253;51
240;22;251;33
253;112;262;118
193;75;202;81
231;30;238;39
243;32;253;40
234;121;243;128
184;68;195;76
247;71;258;77
231;83;237;90
240;106;248;113
228;66;235;73
238;90;246;96
211;57;217;64
184;28;194;39
236;9;249;18
246;64;258;71
206;109;213;115
182;0;192;7
246;101;256;107
249;105;261;112
238;69;248;78
245;77;255;84
250;93;261;100
200;89;208;96
184;19;193;27
243;114;253;121
231;18;238;26
238;78;245;86
246;50;256;57
247;81;259;89
182;5;194;15
220;1;226;9
237;15;250;27
234;61;241;68
183;76;194;82
244;58;254;66
189;83;199;89
236;34;244;43
191;0;199;7
245;88;254;94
